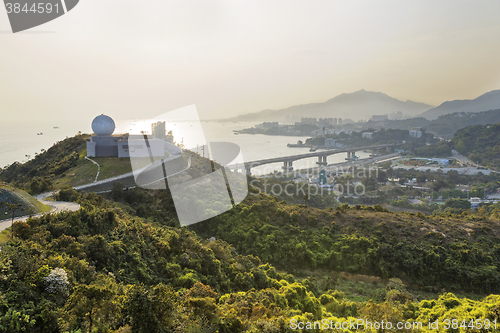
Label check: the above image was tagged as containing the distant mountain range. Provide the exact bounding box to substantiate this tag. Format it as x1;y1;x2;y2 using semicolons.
225;89;433;122
420;90;500;120
225;89;500;123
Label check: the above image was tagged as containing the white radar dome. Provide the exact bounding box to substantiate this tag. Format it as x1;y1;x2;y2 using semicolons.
92;114;115;136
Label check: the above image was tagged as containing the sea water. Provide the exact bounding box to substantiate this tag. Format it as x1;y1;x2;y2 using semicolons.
0;120;369;175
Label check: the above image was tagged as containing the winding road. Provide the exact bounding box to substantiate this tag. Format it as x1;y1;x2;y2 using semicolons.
0;191;80;232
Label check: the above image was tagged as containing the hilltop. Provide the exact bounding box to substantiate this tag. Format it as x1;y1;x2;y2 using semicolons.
0;134;135;193
225;89;432;122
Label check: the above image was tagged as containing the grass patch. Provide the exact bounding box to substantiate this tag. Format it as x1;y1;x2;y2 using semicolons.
0;228;11;244
54;155;134;189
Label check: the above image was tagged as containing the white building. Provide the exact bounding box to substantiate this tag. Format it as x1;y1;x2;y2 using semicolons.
324;138;344;148
470;197;481;210
362;132;373;139
409;130;422;138
389;111;403;120
325;138;335;147
87;115;167;158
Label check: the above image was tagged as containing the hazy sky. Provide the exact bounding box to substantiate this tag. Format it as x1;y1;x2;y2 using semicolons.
2;0;500;124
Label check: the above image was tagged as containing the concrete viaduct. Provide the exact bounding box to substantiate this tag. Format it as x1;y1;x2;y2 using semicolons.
228;144;396;175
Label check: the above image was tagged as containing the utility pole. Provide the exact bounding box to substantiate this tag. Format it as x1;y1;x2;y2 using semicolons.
6;203;23;239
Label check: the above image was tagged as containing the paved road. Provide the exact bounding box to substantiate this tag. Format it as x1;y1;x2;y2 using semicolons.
75;143;183;191
452;149;477;167
390;151;497;175
0;191;80;232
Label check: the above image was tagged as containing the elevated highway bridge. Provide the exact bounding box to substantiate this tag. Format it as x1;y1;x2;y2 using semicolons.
228;144;397;174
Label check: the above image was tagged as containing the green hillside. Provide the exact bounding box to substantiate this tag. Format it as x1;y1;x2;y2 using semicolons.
2;187;500;332
2;135;500;332
451;123;500;170
426;109;500;139
0;134;136;193
0;134;89;193
341;109;500;140
0;185;51;218
415;122;500;169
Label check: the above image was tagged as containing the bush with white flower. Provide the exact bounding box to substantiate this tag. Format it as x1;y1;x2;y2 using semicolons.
43;267;69;295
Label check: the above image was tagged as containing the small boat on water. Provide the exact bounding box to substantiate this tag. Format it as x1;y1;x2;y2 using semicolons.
37;133;43;135
53;126;59;129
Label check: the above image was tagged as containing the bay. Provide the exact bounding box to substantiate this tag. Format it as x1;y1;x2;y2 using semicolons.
0;119;370;175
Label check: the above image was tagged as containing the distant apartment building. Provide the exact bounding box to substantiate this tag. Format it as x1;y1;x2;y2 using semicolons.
151;121;174;143
151;121;166;139
338;118;342;126
285;115;299;123
409;130;422;138
389;111;403;120
256;122;279;129
319;118;334;126
370;115;389;121
300;117;317;126
334;128;351;135
324;138;345;148
362;132;373;139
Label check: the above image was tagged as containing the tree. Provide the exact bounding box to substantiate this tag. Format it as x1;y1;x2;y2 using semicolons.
416;174;426;184
377;170;388;183
444;198;471;210
432;180;448;192
125;284;178;333
446;170;460;185
62;275;125;332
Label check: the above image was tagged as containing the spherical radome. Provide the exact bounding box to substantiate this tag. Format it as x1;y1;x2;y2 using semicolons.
92;114;115;136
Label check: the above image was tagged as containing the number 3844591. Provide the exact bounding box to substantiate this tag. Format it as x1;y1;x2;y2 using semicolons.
5;3;60;14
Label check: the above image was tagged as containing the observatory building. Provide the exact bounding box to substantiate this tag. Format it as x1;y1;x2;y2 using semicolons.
86;114;168;158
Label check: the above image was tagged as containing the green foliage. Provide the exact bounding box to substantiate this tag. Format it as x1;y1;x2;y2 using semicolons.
0;135;87;193
451;123;500;170
444;198;472;210
189;193;500;294
415;140;452;157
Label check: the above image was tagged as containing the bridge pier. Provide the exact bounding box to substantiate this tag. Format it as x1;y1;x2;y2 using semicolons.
346;151;357;161
386;146;391;152
245;167;252;176
317;155;327;165
282;161;293;174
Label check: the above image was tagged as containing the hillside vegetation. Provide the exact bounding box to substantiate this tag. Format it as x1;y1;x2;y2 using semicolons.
0;135;89;193
3;187;500;332
426;109;500;139
0;134;135;193
451;123;500;170
3;135;500;332
415;121;500;169
0;185;51;218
